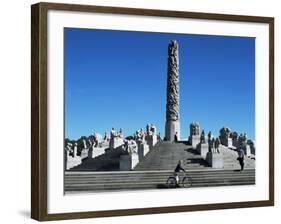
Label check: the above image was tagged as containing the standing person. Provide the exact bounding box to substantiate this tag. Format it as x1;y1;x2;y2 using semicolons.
237;147;245;171
157;132;162;142
174;132;178;143
215;138;220;153
174;160;185;186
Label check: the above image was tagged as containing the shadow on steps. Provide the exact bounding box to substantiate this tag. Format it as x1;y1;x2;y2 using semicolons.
156;184;169;189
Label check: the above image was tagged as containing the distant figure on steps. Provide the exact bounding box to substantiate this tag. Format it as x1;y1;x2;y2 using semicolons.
157;132;162;142
174;132;178;143
215;138;220;153
237;147;245;171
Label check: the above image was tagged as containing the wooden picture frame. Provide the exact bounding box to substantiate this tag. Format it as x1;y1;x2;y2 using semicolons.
31;2;274;221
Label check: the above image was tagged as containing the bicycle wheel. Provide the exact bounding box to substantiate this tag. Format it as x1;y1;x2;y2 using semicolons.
182;176;192;188
166;177;177;188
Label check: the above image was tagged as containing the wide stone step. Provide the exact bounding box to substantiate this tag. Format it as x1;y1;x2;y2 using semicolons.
65;169;255;193
65;177;255;186
65;171;254;176
65;179;255;189
65;179;255;192
65;176;255;184
65;172;254;180
66;176;255;187
135;165;207;169
65;169;254;176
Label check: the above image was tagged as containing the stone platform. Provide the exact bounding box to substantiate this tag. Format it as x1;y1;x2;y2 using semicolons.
66;141;255;192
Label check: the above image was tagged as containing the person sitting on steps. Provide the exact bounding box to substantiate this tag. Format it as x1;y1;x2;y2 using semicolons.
174;160;186;186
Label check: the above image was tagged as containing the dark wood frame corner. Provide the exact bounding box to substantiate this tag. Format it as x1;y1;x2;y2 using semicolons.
31;2;274;221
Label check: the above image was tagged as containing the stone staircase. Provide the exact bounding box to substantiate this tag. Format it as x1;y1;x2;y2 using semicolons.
219;145;255;169
65;169;255;193
70;147;127;171
69;142;255;172
65;142;256;193
134;142;210;171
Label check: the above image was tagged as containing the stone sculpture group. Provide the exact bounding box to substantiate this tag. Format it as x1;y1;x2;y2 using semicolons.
65;124;160;170
189;123;255;168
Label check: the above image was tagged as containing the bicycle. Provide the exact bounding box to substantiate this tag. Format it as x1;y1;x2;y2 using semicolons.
166;172;192;188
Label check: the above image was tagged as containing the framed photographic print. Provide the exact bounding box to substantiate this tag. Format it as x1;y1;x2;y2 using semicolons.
31;2;274;221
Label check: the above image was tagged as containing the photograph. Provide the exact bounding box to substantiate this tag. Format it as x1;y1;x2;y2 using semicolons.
63;28;256;193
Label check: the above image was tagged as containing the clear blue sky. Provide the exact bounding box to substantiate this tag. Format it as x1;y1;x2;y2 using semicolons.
64;28;255;140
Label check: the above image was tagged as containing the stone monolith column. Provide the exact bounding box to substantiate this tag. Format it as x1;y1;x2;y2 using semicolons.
165;40;180;141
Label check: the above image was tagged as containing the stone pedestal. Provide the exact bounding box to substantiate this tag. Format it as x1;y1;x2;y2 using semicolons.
232;139;238;147
65;152;82;170
165;120;180;141
190;135;200;148
250;145;255;155
220;137;233;147
88;147;92;158
80;148;89;160
244;145;252;157
138;143;149;161
109;137;124;150
197;143;209;159
90;146;106;159
206;151;224;168
226;138;231;146
146;135;157;150
119;153;139;171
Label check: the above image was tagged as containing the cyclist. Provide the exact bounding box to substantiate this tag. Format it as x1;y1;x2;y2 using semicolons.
174;160;186;186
